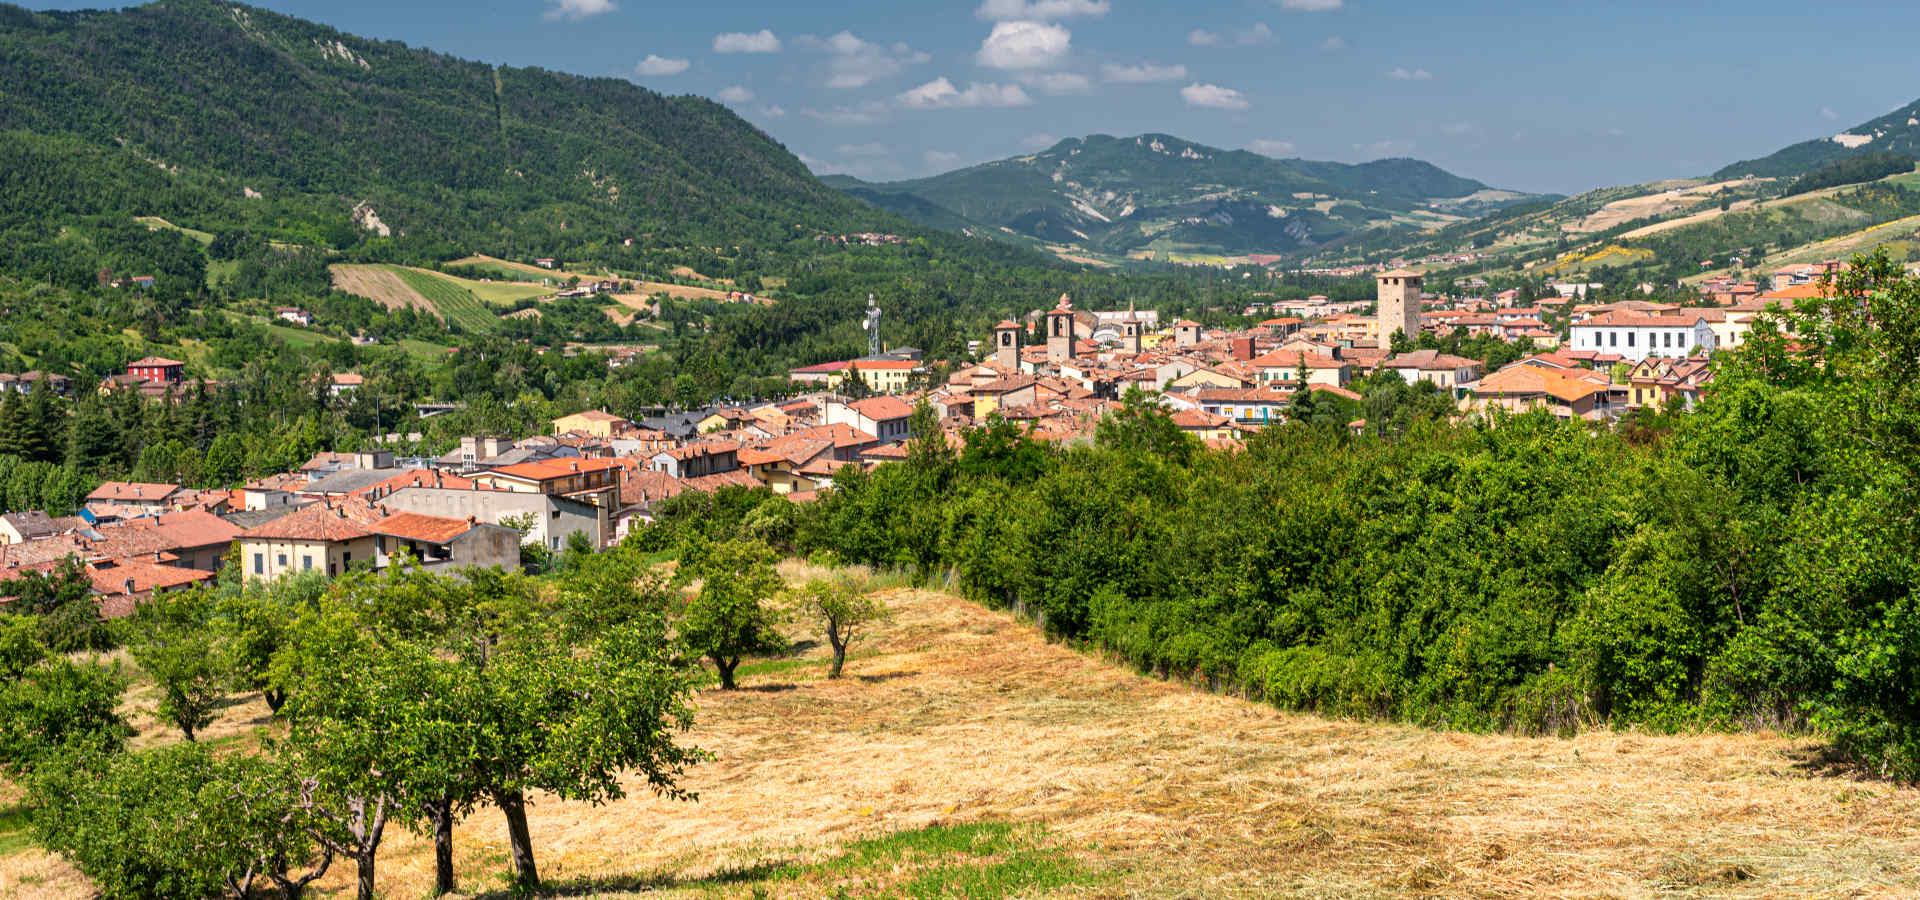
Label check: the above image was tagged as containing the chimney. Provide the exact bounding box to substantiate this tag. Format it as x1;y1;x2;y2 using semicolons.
1231;336;1256;362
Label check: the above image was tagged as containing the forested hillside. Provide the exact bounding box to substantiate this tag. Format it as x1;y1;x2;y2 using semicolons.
1715;96;1920;180
832;134;1537;259
0;0;892;253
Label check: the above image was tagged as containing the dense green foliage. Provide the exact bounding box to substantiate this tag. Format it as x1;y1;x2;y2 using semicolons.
1785;151;1916;196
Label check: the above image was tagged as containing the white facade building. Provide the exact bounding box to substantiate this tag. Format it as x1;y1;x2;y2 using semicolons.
1569;311;1716;362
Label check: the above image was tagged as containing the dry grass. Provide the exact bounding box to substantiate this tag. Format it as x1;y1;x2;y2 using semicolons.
328;263;433;314
9;587;1920;898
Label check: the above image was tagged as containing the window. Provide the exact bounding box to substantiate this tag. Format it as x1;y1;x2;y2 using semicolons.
343;551;351;565
253;553;263;575
302;556;313;571
1626;333;1634;348
1609;332;1617;347
277;554;287;567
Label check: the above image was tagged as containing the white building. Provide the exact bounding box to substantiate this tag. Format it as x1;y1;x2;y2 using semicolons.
1569;311;1716;362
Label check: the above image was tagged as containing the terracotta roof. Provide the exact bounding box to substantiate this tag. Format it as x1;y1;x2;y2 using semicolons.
1384;349;1485;371
848;396;914;420
128;356;184;367
1377;268;1425;278
559;409;626;423
1248;349;1345;370
486;457;626;481
1170;409;1231;429
85;481;181;503
238;502;379;542
372;512;475;545
1577;310;1705;328
350;469;484;499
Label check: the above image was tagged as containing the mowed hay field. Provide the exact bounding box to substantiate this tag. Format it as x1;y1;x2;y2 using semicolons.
7;583;1920;898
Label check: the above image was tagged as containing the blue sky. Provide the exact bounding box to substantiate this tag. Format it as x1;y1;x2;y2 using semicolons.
32;0;1920;194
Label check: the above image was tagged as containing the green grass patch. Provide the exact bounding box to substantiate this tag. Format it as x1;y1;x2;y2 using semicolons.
389;267;499;333
400;338;458;363
496;822;1095;899
0;803;35;856
134;215;214;245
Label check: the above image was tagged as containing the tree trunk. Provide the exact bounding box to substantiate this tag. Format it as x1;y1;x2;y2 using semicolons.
355;852;376;900
263;689;286;714
497;788;540;890
181;721;196;742
428;797;456;895
715;655;738;690
828;634;847;679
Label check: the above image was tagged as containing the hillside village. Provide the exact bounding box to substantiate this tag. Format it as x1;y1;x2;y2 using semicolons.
0;259;1818;621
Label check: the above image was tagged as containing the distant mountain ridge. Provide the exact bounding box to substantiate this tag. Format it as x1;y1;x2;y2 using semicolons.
1716;97;1920;180
828;134;1541;259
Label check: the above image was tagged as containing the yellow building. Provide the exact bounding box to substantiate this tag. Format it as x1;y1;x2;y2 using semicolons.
551;409;631;439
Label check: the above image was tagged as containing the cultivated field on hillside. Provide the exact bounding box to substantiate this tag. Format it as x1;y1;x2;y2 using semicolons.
449;254;736;302
328;262;435;314
6;581;1919;898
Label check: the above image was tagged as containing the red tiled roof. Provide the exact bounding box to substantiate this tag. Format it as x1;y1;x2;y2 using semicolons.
239;502;379;542
85;481;181;503
486;457;626;481
848;396;914;420
128;356;184;367
350;469;484;499
372;512;474;544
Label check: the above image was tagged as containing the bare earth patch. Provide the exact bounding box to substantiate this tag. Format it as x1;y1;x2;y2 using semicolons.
328;263;433;314
9;588;1920;897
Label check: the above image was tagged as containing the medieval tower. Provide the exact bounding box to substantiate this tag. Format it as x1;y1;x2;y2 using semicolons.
1375;269;1423;345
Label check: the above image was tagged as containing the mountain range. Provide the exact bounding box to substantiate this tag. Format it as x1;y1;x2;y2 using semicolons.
0;0;893;255
826;134;1543;261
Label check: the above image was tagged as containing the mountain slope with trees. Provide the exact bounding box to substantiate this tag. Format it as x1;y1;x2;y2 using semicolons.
1715;96;1920;180
831;134;1540;258
0;0;890;255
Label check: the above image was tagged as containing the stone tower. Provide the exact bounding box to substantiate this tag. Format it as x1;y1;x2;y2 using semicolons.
993;319;1023;370
1045;294;1076;364
1121;300;1143;354
1174;319;1202;348
1376;269;1423;345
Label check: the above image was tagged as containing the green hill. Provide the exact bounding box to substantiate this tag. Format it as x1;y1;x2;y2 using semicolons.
0;0;889;254
831;134;1539;259
1715;97;1920;180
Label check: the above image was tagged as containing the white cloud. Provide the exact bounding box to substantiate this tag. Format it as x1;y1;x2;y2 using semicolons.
1820;106;1840;121
759;105;787;118
1019;71;1092;94
713;29;781;53
1101;62;1187;83
837;142;891;157
717;85;754;103
1320;35;1347;49
924;149;964;170
803;101;889;126
1249;139;1295;156
544;0;614;20
976;0;1109;20
1387;67;1432;80
1181;82;1250;110
635;55;690;76
1280;0;1342;10
1019;132;1059;150
801;31;931;88
977;21;1072;69
899;77;1033;109
1187;24;1269;47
